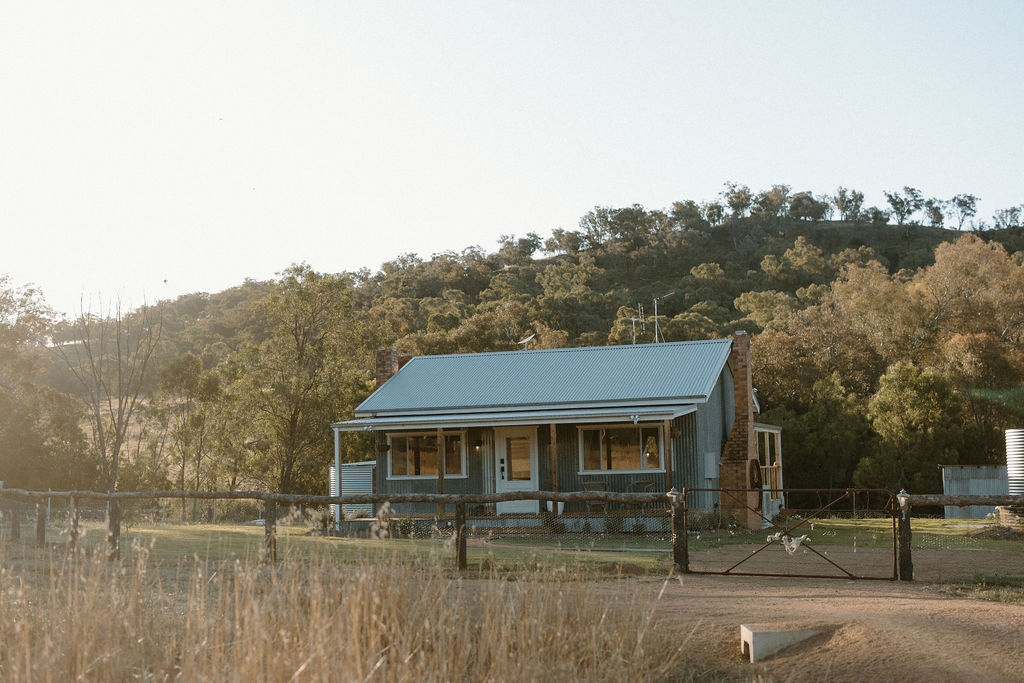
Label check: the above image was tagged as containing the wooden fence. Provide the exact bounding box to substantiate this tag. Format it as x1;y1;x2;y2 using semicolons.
0;487;678;570
896;493;1024;581
2;487;1021;578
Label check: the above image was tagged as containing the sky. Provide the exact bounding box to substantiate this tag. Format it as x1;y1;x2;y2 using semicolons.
2;1;1022;317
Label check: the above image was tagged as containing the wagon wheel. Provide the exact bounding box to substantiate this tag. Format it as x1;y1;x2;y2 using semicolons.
748;459;763;511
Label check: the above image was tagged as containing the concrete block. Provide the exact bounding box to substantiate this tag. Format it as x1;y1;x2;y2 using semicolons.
740;624;821;663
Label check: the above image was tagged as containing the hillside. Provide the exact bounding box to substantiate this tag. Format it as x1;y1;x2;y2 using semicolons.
5;207;1024;500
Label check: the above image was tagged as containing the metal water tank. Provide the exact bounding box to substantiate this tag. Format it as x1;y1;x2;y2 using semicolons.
1007;429;1024;496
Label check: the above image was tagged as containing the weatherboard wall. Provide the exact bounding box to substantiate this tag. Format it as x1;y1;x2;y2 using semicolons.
372;408;721;514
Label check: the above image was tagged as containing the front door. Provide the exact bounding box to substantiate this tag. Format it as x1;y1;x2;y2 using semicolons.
494;427;539;514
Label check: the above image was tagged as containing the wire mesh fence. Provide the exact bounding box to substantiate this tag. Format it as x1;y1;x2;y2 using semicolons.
1;487;1022;584
897;508;1024;583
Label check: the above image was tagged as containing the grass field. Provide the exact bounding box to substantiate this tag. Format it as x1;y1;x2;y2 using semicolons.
1;517;1022;680
0;527;701;681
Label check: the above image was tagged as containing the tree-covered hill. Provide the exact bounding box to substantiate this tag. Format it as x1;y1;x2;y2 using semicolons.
4;185;1024;503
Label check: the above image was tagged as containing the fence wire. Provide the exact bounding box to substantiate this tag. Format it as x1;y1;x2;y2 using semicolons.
2;488;1023;586
902;511;1024;583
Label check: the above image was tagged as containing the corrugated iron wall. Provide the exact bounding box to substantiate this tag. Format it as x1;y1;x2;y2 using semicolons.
340;463;375;518
941;465;1008;519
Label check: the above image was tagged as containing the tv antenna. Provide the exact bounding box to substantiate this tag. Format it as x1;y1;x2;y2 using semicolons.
652;292;674;343
630;304;646;344
518;333;536;350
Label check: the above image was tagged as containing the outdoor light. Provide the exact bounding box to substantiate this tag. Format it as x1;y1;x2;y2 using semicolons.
896;489;910;514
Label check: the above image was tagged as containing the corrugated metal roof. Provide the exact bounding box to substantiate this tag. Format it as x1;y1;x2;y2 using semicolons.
335;405;697;431
354;338;733;416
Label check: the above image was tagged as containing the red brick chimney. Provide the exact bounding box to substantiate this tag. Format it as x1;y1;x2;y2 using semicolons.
375;347;415;388
375;347;399;388
719;331;762;529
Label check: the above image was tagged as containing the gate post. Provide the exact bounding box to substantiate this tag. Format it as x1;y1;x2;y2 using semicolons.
455;502;467;571
896;490;913;581
669;488;689;573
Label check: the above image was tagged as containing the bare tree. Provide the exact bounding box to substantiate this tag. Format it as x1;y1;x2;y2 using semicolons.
57;299;162;491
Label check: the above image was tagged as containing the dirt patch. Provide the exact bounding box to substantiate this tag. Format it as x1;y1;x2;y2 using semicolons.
615;574;1024;681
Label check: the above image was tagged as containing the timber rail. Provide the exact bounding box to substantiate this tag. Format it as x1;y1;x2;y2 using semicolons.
3;487;1022;577
0;487;676;569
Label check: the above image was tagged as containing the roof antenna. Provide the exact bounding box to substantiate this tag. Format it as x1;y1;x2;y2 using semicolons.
518;333;536;350
630;304;646;344
652;292;674;343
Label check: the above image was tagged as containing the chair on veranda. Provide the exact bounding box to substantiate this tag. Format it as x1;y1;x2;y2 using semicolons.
582;481;608;517
629;480;657;517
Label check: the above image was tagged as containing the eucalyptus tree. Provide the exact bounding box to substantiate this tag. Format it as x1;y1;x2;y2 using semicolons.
230;264;367;494
948;194;978;230
0;276;93;489
159;352;220;520
830;187;864;221
883;187;924;225
56;299;162;491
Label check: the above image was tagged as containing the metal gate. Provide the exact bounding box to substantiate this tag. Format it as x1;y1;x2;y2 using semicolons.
682;488;898;580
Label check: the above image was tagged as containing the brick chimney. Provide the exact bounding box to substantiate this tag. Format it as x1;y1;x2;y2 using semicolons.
375;347;399;388
719;331;761;529
375;347;415;387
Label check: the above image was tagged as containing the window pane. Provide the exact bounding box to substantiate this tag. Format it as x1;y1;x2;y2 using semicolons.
605;428;640;470
415;436;438;476
642;428;660;469
507;437;531;480
445;435;462;475
391;437;408;476
582;430;602;471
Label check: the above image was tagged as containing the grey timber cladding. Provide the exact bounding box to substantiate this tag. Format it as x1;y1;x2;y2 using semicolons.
356;339;733;415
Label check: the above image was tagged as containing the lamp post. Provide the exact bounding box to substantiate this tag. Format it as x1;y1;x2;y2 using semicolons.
896;489;910;517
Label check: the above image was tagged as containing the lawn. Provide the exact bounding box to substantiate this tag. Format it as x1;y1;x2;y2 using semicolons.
6;515;1020;578
22;521;671;573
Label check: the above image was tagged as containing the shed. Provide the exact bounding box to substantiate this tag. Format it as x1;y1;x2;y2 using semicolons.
940;465;1008;519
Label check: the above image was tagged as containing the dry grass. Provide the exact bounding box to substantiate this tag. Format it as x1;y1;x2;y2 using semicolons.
0;541;697;682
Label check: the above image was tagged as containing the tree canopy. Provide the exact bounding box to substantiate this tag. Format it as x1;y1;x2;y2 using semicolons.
4;182;1024;497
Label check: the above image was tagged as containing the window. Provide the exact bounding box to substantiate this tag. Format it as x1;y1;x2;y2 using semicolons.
578;425;663;473
387;432;466;479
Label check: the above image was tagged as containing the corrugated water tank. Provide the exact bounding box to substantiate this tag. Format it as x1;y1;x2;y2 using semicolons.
1008;429;1024;496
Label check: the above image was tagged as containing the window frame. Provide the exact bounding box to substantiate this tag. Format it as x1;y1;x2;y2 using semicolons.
385;430;469;480
576;423;665;475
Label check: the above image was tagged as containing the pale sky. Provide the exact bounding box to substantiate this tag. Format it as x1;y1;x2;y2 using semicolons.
2;1;1022;316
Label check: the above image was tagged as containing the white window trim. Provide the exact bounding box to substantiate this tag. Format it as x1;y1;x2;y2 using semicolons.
577;423;666;475
386;430;469;480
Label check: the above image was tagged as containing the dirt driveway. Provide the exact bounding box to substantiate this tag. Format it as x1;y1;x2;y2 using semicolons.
623;573;1024;681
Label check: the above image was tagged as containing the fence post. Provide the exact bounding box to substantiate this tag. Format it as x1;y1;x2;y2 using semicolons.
455;502;467;571
9;502;19;541
897;490;913;581
107;498;121;561
669;488;688;573
68;496;79;553
264;500;277;563
35;503;46;547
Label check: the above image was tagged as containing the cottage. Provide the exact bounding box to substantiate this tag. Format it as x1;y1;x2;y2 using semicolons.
332;332;782;528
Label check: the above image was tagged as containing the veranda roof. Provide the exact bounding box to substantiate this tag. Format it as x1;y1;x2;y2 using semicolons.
333;404;698;431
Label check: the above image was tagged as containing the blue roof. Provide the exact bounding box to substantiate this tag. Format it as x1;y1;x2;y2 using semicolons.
354;338;733;416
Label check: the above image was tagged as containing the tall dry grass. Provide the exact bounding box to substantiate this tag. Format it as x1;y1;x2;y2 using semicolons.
0;543;695;681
